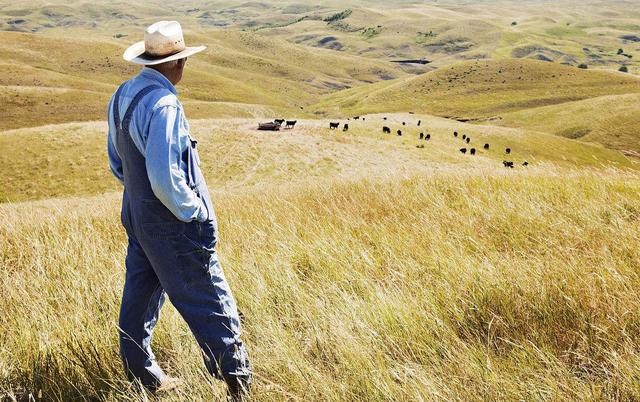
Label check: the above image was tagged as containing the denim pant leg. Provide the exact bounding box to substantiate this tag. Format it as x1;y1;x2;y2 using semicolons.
118;235;167;390
138;231;251;385
189;251;251;383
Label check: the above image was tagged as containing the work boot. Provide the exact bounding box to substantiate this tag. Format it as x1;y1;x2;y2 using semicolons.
155;376;183;394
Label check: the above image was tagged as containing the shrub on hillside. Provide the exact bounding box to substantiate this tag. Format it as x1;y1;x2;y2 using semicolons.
416;30;437;44
578;63;588;69
619;65;629;73
362;27;381;39
324;9;352;23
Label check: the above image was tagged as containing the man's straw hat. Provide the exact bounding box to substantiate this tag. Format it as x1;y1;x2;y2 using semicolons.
123;21;206;65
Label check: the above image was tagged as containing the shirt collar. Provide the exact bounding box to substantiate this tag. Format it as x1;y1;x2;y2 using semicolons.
139;67;178;95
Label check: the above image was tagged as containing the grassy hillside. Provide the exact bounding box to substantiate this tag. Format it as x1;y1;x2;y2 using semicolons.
498;93;640;155
3;167;640;401
3;0;639;74
0;29;404;130
0;115;635;203
255;0;640;73
310;59;640;119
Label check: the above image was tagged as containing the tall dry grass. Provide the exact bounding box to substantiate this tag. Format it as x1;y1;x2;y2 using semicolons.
2;167;640;401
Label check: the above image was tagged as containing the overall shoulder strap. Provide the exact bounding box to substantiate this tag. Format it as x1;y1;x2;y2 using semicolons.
121;85;163;135
112;84;126;132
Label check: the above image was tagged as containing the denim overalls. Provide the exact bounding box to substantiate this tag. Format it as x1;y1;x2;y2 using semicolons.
112;84;251;392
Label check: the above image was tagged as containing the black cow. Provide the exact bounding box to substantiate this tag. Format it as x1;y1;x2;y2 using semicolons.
523;161;529;166
426;134;431;140
417;120;421;126
419;132;424;139
483;143;490;150
286;120;297;129
329;122;339;129
397;130;402;136
460;148;467;154
506;148;511;154
503;161;514;168
362;117;366;121
274;119;285;126
353;116;360;120
454;131;458;137
470;148;476;155
466;137;470;144
383;126;391;134
462;134;467;140
383;117;388;120
402;122;406;126
343;123;349;131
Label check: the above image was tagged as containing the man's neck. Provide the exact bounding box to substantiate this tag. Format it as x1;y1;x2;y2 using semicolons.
148;66;176;85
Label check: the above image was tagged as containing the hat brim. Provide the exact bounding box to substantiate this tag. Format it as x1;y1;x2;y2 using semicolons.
123;41;206;65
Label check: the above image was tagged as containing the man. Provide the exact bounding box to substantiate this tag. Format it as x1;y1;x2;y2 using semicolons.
106;21;251;399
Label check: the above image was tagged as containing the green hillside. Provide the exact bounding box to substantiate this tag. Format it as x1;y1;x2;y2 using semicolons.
0;29;405;130
498;93;640;154
311;59;640;118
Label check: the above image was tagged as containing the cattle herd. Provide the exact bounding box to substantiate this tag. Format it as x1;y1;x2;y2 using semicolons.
258;115;530;168
328;116;530;169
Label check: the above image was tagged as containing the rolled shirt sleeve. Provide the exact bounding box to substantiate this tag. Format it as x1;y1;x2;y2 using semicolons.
145;104;208;223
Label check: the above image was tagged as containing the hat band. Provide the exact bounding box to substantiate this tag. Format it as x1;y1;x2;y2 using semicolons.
141;47;185;60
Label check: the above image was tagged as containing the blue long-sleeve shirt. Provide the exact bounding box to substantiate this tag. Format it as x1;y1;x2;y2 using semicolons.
107;67;208;222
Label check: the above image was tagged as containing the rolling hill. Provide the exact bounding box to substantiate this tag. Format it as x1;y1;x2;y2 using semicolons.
3;0;639;72
2;116;640;401
0;28;405;130
310;59;640;118
497;93;640;155
0;113;636;203
310;59;640;153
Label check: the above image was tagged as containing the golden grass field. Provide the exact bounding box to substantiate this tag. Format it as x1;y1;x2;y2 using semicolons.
2;0;640;401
